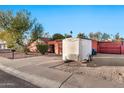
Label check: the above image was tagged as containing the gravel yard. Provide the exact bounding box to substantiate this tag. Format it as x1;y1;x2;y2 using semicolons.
53;54;124;85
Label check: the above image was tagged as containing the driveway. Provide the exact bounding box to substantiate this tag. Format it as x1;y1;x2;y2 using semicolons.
0;54;124;88
0;69;38;88
89;53;124;67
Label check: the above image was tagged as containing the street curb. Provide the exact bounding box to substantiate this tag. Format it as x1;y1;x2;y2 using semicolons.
0;64;61;88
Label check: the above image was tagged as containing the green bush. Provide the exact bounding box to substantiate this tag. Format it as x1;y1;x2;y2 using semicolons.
24;46;30;55
36;44;48;55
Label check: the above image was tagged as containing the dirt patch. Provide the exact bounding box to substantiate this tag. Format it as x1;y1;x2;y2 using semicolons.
53;62;124;84
53;54;124;84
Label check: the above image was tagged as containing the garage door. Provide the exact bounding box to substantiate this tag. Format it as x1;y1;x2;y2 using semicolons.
98;42;121;54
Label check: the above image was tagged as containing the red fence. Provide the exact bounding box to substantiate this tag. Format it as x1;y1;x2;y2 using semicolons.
121;45;124;54
97;42;124;54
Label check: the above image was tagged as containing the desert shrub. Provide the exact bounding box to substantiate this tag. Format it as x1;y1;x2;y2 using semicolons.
36;44;48;55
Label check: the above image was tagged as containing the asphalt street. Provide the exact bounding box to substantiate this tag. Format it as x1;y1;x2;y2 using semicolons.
0;70;39;88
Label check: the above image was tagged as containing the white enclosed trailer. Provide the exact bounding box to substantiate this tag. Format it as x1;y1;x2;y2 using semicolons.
62;38;92;62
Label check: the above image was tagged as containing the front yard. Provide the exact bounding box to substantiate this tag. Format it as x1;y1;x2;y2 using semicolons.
52;54;124;86
0;52;124;87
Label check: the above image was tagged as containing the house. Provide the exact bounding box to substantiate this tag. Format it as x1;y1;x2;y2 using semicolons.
0;40;7;49
27;38;49;52
28;38;62;55
28;38;97;55
47;40;62;55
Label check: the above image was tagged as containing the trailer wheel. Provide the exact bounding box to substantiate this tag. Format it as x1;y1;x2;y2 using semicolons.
87;55;92;62
86;59;90;62
89;55;93;61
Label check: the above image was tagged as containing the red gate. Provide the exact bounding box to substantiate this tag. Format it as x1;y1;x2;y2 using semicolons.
98;42;122;54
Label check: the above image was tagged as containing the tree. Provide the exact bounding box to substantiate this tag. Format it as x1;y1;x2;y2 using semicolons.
114;33;123;42
94;32;102;41
0;10;35;52
101;33;110;41
70;30;73;36
0;10;13;31
115;33;120;40
52;33;65;40
77;32;88;39
89;32;94;39
43;32;51;38
30;23;44;42
89;32;102;41
0;31;5;40
120;37;124;42
64;34;72;38
0;31;15;48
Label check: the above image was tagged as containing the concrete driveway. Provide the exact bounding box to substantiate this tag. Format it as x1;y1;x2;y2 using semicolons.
89;53;124;67
0;69;38;88
0;54;124;88
0;55;72;88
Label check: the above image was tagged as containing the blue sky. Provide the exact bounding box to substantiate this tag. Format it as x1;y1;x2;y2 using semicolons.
0;5;124;37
